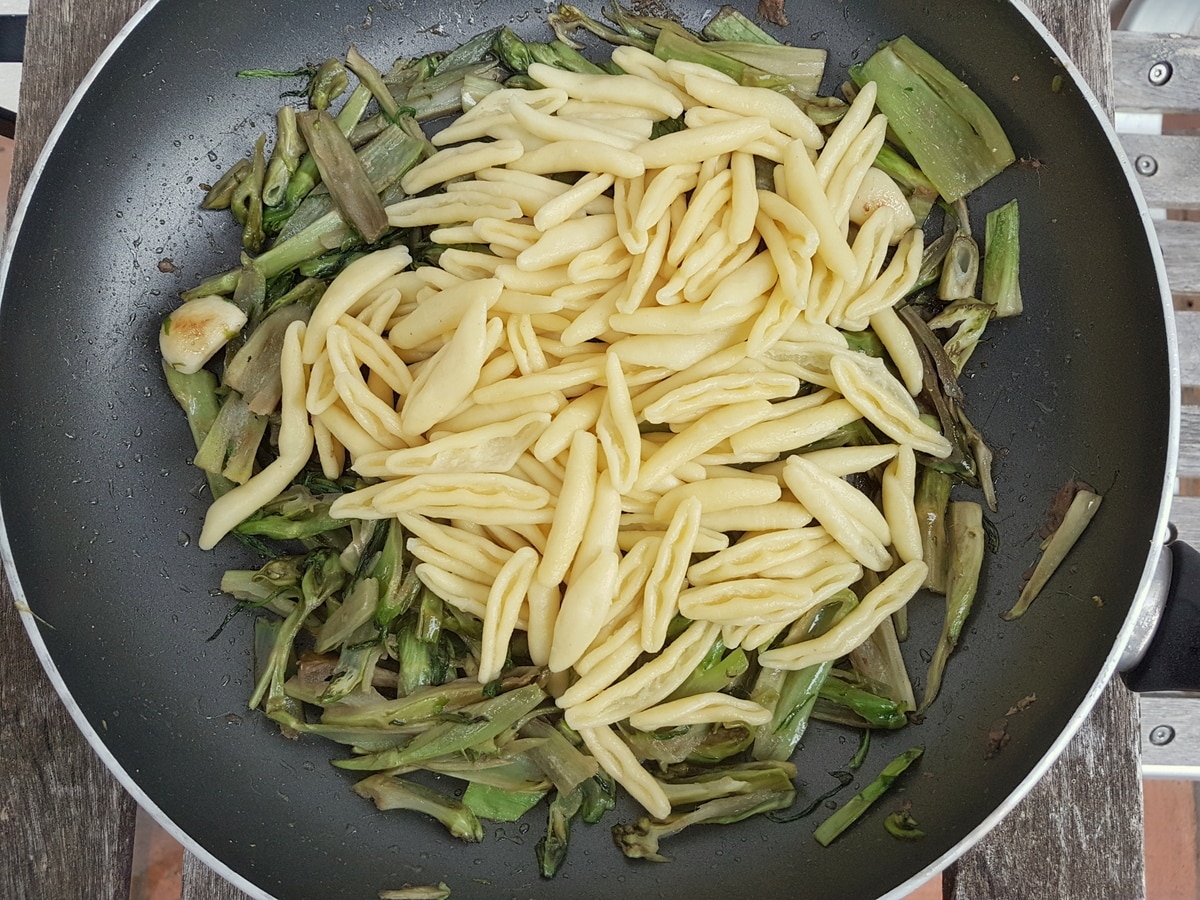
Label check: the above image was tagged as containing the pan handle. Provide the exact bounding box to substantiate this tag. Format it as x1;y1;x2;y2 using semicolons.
1122;537;1200;692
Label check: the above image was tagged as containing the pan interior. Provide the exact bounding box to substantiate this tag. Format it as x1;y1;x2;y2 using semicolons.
0;1;1171;898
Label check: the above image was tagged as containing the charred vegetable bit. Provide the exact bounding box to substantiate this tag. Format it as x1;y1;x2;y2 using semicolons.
813;747;924;846
1006;486;1103;620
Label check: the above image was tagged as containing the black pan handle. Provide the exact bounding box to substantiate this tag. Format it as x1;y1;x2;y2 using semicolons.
1122;539;1200;692
0;15;24;140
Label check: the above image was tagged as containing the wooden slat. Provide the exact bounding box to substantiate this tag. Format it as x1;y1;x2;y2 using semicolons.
2;1;145;898
1114;31;1200;114
1171;494;1200;545
1175;310;1200;386
1121;133;1200;209
1179;407;1200;480
180;852;253;900
1157;220;1200;297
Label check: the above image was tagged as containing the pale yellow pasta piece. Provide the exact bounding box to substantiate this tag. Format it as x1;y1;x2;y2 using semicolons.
612;172;648;254
557;638;646;710
635;163;701;233
849;168;916;243
609;299;755;337
566;235;634;284
636;116;772;169
322;481;394;520
564;620;720;729
616;212;672;315
634;399;776;492
757;541;857;581
685;527;830;586
678;578;818;626
870;305;923;396
641;496;702;653
680;72;823;147
549;549;620;673
398;298;492;437
781;455;892;572
841;227;925;329
782;139;858;283
533;172;616;232
728;150;759;244
525;578;561;667
814;81;877;187
642;371;800;426
437;248;505;280
386;192;523;228
883;445;923;564
799;444;900;477
827;114;888;231
367;471;550;517
407;538;501;586
667;169;732;266
753;339;850;389
512;451;564;499
701;248;779;314
302;246;412;365
700;502;815;536
506;313;548;376
596;352;641;493
493;289;565;316
387;278;502;351
516;214;619;271
509;96;640;150
611;324;749;372
432;87;568;145
629;693;772;730
356;411;549;477
756;188;819;257
473;354;606;405
748;282;804;356
579;725;671;820
312;415;344;479
530;387;602;461
398;512;513;570
413;562;531;628
729;397;861;457
629;342;749;416
335;315;413;398
401;139;525;195
758;560;927;670
508;139;645;179
494;261;573;295
199;322;312;549
828;354;953;457
478;546;539;684
536;428;599;587
529;62;683;118
653;477;781;524
315;400;397;459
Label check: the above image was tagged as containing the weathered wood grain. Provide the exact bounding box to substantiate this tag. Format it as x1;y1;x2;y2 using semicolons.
1156;219;1200;297
1113;30;1200;114
181;852;253;900
2;2;145;898
944;1;1146;897
1121;133;1200;209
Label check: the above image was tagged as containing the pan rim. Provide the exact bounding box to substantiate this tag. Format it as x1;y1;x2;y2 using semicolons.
0;1;1180;898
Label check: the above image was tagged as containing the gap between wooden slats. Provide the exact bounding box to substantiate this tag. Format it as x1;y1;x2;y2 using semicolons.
1113;31;1200;114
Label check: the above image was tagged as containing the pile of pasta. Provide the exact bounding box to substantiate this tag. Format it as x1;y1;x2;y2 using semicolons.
198;47;953;819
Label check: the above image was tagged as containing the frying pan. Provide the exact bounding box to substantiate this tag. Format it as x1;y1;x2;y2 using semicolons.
0;0;1182;897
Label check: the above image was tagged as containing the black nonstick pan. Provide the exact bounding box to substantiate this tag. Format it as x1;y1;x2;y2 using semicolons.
0;1;1181;898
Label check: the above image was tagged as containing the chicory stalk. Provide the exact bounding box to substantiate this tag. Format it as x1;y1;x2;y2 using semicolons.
813;747;924;846
666;637;749;701
353;773;485;841
982;198;1022;317
462;782;549;822
296;108;389;243
201;158;250;211
537;786;584;877
192;390;268;485
851;36;1015;201
322;620;386;703
915;465;953;593
1005;488;1103;620
161;363;237;500
333;683;548;770
937;233;980;302
816;674;908;729
262;106;304;208
223;302;312;415
657;760;797;807
230;134;267;252
919;501;986;712
848;613;915;711
522;718;601;795
234;484;347;541
928;299;994;375
613;789;797;862
547;3;654;50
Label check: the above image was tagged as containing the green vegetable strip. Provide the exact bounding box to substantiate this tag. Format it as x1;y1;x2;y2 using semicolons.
263;106;304;208
852;36;1014;202
354;773;485;841
653;22;789;91
1005;489;1103;620
462;782;549;822
915;466;953;593
333;683;548;770
296;109;389;243
983;199;1022;317
700;6;780;44
937;232;980;301
537;786;583;877
813;747;924;846
919;501;986;712
817;676;908;729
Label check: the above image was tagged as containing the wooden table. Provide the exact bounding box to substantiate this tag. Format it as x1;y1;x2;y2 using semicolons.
0;1;1144;898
